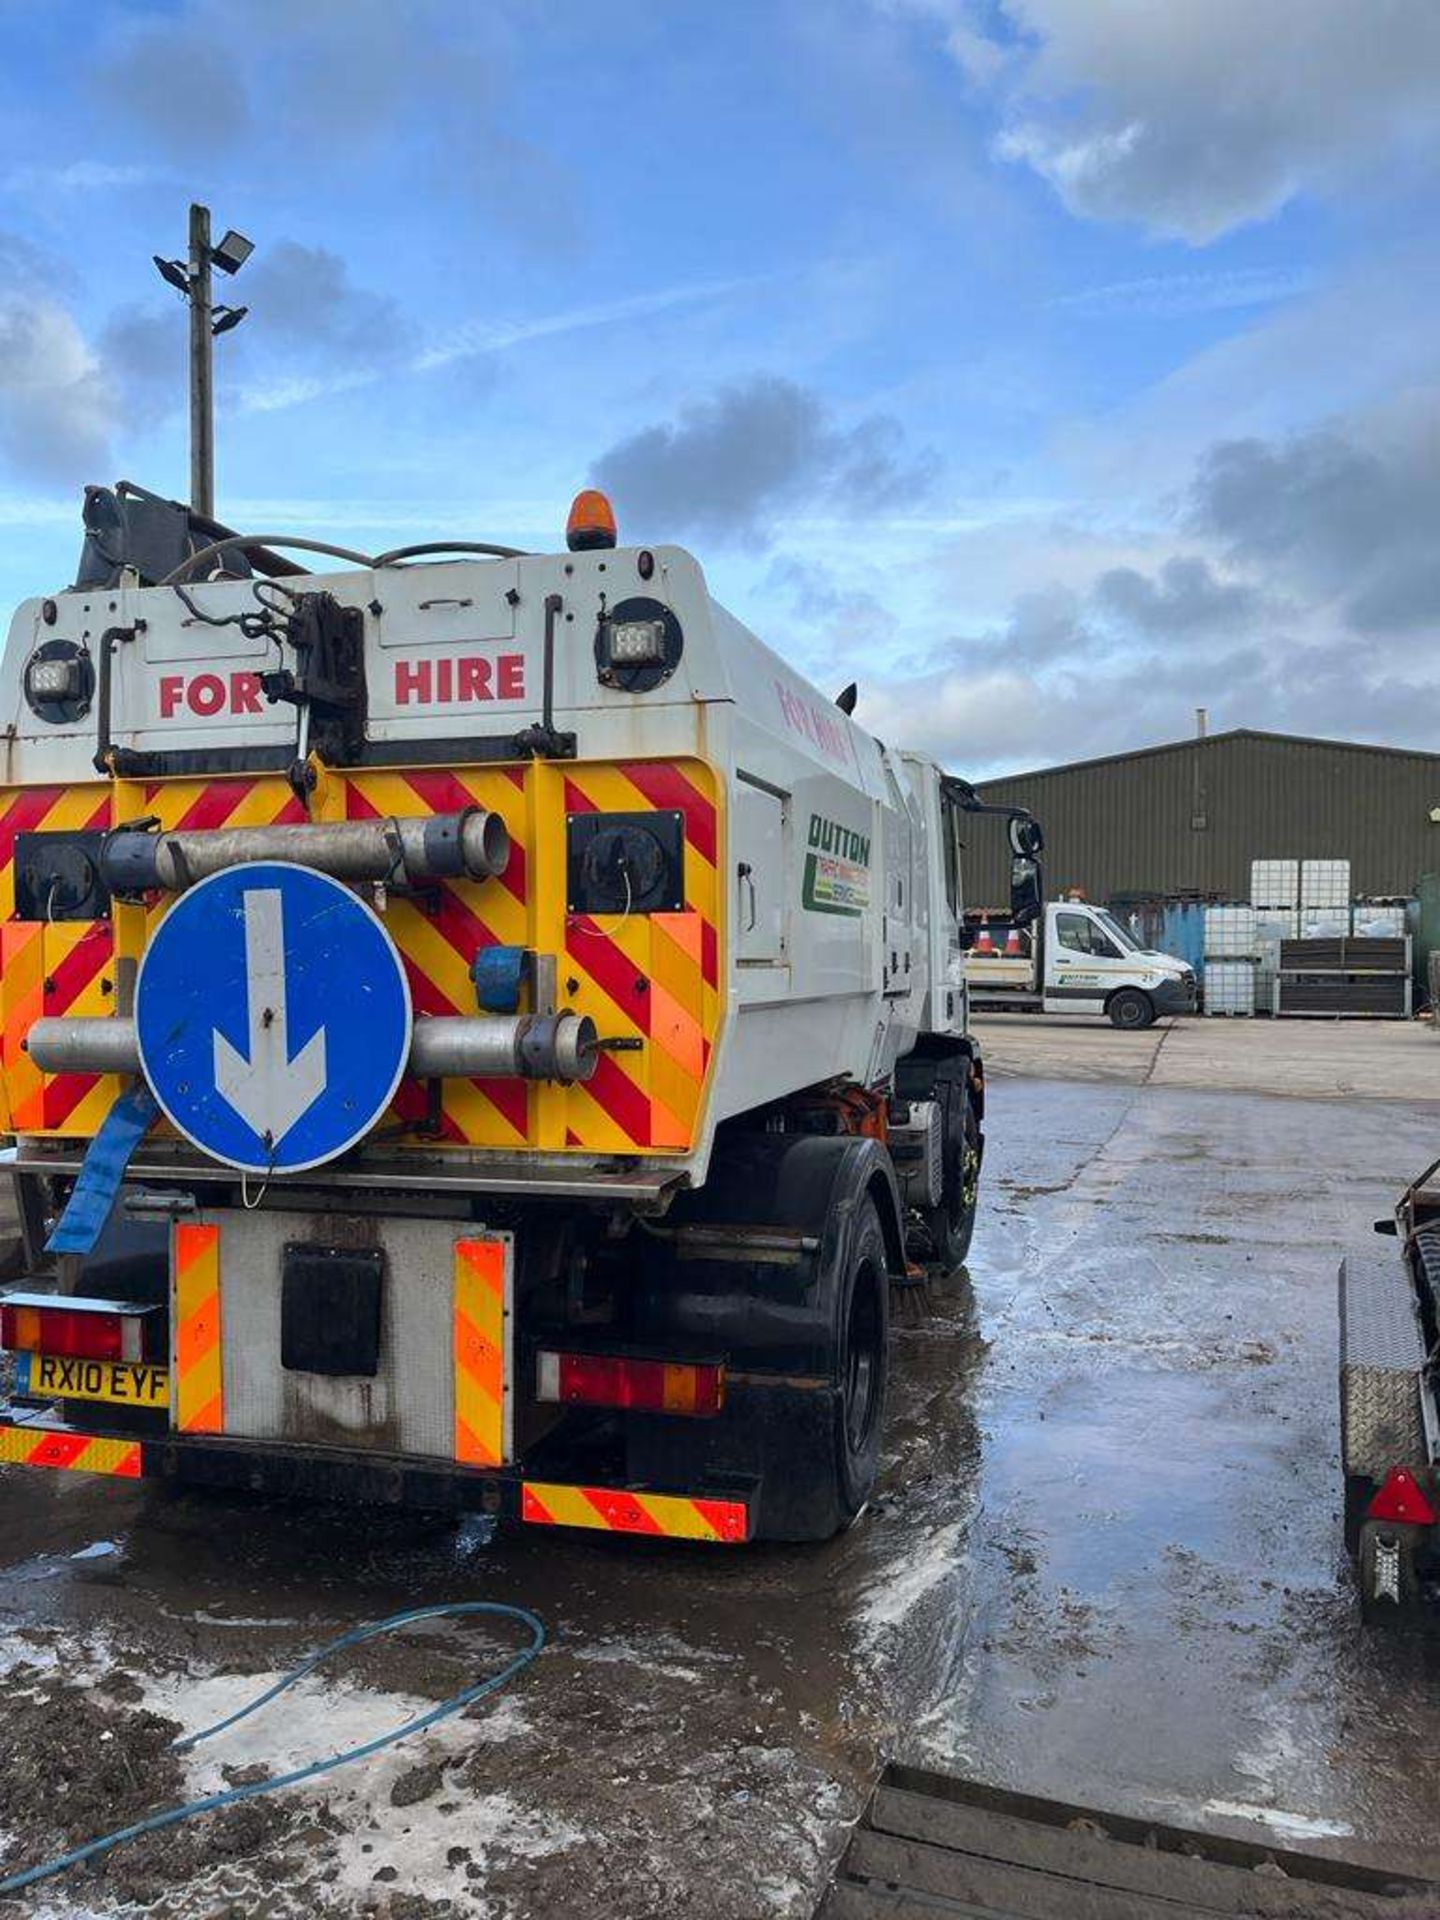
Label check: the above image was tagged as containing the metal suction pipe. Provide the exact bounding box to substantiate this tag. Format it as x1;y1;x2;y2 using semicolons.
99;810;509;894
25;1008;599;1087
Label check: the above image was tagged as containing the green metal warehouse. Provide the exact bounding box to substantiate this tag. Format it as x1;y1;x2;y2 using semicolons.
964;728;1440;909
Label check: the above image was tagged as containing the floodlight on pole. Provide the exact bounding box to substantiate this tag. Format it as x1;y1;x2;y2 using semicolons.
212;228;254;275
150;203;255;520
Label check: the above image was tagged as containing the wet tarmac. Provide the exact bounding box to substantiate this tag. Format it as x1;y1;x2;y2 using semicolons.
2;1076;1439;1917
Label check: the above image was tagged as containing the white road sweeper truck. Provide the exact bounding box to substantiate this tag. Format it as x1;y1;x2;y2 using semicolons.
0;481;1043;1542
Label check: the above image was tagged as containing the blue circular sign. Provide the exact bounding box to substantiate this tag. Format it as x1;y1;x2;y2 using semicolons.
135;862;413;1175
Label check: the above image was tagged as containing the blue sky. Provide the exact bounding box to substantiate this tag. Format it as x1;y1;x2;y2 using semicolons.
0;0;1436;775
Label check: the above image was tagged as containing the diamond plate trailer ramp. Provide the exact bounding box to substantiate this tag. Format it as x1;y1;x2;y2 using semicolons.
817;1765;1440;1918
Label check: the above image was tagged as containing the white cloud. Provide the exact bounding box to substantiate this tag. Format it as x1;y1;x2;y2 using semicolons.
234;273;761;415
0;291;113;482
1049;266;1317;320
900;0;1440;241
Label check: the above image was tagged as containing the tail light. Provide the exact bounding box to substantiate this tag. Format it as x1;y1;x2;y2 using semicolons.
1367;1465;1437;1526
536;1350;724;1418
0;1292;151;1364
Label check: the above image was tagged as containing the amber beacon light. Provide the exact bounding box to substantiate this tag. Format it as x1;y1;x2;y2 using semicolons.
566;488;618;551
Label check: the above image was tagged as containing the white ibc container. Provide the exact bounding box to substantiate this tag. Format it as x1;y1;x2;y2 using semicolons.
1254;909;1299;945
1301;858;1350;909
1204;904;1257;957
1353;904;1406;938
1251;858;1298;909
1204;959;1256;1016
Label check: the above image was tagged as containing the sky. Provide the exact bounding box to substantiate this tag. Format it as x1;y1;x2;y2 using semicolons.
0;0;1436;778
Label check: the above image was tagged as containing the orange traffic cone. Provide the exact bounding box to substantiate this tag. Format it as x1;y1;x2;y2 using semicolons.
1004;925;1023;956
973;915;995;956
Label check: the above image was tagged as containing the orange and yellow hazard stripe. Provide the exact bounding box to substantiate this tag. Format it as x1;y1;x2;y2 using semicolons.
0;1423;142;1478
521;1481;750;1543
0;782;116;1136
453;1235;509;1466
173;1221;223;1433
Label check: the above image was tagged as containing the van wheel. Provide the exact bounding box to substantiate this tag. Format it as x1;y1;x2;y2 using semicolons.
1109;988;1155;1030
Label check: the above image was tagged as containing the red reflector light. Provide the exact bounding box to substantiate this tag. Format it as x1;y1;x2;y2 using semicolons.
1367;1466;1437;1526
536;1350;724;1418
1;1299;141;1364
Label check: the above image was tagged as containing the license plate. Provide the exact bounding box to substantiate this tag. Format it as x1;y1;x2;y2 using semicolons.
15;1351;170;1409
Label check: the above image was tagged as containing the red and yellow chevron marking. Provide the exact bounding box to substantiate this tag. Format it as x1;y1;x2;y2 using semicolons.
173;1222;223;1433
0;920;45;1134
347;768;533;1149
0;782;111;920
453;1235;509;1466
0;757;721;1159
138;774;312;836
558;758;720;1155
0;1423;142;1478
521;1481;750;1543
0;783;114;1136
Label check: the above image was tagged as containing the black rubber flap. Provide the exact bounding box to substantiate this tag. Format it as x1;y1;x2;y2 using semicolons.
281;1244;384;1377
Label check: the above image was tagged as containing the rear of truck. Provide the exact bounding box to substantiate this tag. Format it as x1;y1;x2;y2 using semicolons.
0;490;978;1542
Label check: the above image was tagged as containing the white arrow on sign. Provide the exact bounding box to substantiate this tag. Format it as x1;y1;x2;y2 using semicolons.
213;887;327;1148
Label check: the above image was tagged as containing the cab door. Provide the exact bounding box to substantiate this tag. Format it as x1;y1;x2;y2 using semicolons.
1044;907;1123;1012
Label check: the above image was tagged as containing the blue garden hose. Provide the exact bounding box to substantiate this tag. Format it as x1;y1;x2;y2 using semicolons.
0;1600;545;1897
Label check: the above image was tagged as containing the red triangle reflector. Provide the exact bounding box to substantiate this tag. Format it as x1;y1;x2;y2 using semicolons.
1367;1466;1437;1525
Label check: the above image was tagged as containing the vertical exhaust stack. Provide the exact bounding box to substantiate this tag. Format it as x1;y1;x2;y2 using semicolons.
1196;707;1208;739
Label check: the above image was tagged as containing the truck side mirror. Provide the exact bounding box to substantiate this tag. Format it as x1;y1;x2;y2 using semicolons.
1007;814;1043;858
1010;855;1042;928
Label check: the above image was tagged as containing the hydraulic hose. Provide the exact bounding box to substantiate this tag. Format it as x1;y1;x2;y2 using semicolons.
0;1600;546;1897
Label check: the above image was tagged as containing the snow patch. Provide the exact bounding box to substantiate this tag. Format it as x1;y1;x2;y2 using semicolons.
1200;1799;1353;1842
855;1520;965;1647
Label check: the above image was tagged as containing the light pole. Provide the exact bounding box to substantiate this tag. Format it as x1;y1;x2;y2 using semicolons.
154;203;254;521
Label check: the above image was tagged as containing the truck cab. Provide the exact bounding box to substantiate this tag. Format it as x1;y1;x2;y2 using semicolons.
966;900;1197;1029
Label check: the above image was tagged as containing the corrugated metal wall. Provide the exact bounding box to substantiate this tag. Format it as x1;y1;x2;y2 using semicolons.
964;730;1440;907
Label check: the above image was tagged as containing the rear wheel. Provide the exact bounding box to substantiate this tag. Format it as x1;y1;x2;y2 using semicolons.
920;1074;981;1271
834;1200;889;1519
751;1195;890;1542
1108;988;1155;1030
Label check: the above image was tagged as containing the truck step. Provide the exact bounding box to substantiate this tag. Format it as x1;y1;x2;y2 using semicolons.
816;1763;1437;1917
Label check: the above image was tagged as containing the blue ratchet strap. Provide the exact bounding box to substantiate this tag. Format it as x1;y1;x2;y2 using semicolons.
45;1082;160;1255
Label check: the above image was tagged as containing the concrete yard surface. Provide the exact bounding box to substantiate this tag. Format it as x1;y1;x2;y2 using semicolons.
975;1008;1440;1101
2;1063;1440;1914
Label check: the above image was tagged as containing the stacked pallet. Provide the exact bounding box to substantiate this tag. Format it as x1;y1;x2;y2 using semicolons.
1275;934;1411;1018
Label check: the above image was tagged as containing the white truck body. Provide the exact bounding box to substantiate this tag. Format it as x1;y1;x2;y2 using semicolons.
0;487;1032;1543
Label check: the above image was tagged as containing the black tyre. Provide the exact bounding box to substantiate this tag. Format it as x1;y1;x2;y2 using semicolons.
833;1197;890;1520
757;1195;891;1541
622;1147;899;1545
920;1073;982;1271
1108;988;1155;1030
1358;1520;1431;1628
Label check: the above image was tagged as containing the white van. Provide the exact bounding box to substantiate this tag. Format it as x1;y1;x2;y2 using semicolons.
965;900;1197;1029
